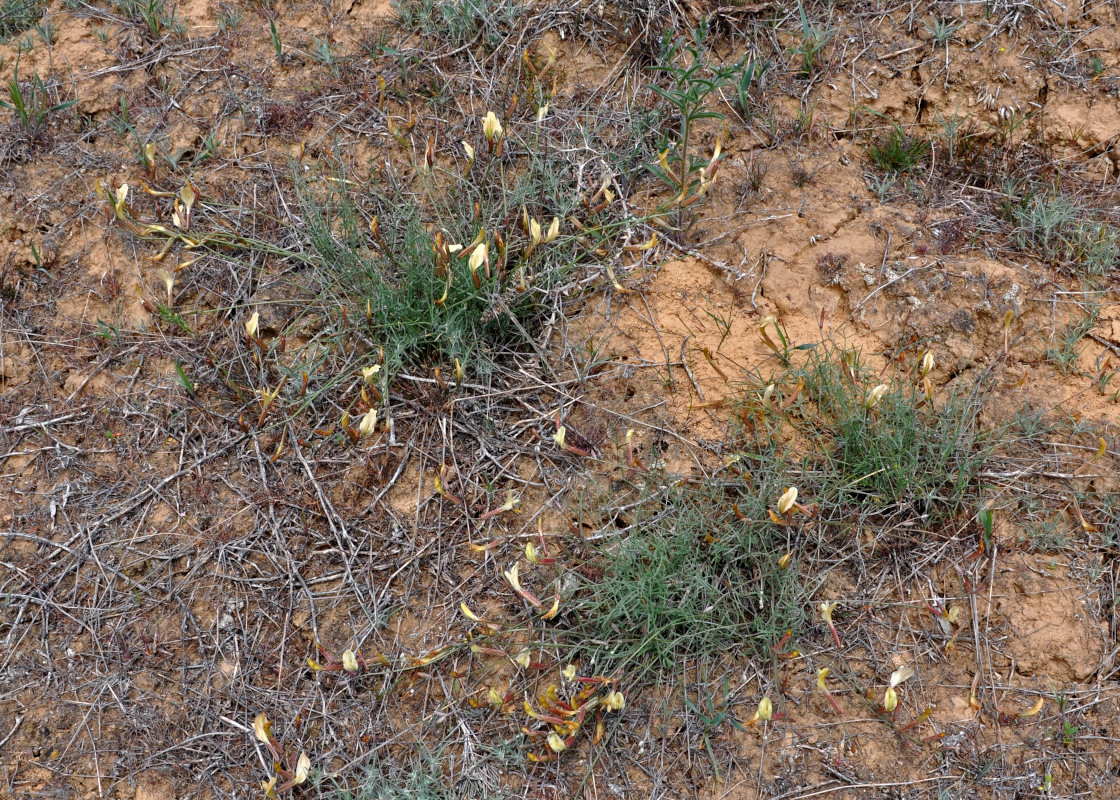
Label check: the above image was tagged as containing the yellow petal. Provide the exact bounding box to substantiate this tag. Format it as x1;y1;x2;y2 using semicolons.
245;311;260;338
562;663;577;681
292;752;310;785
883;687;898;712
358;408;378;437
253;713;271;744
603;689;625;712
547;732;567;753
865;383;889;409
816;668;830;690
469;242;488;273
1018;697;1045;718
540;593;561;620
777;486;798;515
261;776;278;799
341;649;359;672
889;666;915;688
756;696;773;721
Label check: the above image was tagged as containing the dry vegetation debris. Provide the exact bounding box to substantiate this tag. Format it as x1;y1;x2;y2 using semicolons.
3;0;1120;798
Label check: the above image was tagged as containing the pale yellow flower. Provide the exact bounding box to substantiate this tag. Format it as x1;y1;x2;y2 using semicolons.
865;383;889;410
341;649;359;672
482;111;503;142
920;352;934;377
358;408;378;437
777;487;798;515
546;732;567;752
292;752;311;785
253;713;271;744
544;216;560;243
602;689;625;712
816;668;830;690
245;312;260;338
468;242;488;274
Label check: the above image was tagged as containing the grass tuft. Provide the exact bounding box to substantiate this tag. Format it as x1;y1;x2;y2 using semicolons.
865;124;929;174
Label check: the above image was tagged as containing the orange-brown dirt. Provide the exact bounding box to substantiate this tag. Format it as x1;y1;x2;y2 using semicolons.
3;1;1120;799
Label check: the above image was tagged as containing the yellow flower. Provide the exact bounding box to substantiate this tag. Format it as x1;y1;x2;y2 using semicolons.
778;552;793;569
341;649;359;672
748;696;773;725
883;666;914;711
358;408;378;437
292;752;311;785
487;687;504;706
460;602;484;622
865;383;889;410
816;668;830;690
253;713;271;744
513;649;532;669
245;312;260;338
361;364;380;385
536;102;549;122
525;541;541;564
603;689;625;712
546;732;567;753
819;602;836;624
562;663;577;681
114;183;130;218
482;111;503;142
529;217;542;248
468;242;488;275
889;666;915;688
261;776;278;799
553;426;566;449
462;140;475;163
777;487;798;516
883;687;898;712
920;352;934;377
543;216;560;243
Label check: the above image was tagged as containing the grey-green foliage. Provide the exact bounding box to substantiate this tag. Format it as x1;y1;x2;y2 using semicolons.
326;751;507;800
297;149;584;375
1044;301;1099;374
797;346;989;524
0;0;42;41
1011;192;1120;277
574;472;805;676
392;0;519;51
